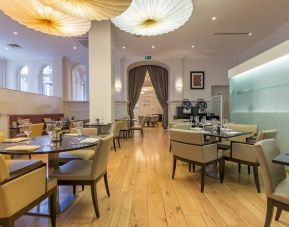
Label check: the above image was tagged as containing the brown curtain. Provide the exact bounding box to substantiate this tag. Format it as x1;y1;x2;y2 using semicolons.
147;65;169;129
128;66;147;119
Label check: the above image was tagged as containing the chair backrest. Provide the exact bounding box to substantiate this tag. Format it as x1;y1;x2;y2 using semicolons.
70;128;98;136
0;132;4;142
30;123;44;137
113;122;122;137
170;128;204;145
0;154;9;183
256;129;278;142
174;123;192;130
120;120;129;130
255;139;286;196
91;134;114;179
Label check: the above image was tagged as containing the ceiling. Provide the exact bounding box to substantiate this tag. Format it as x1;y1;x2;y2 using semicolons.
1;0;289;61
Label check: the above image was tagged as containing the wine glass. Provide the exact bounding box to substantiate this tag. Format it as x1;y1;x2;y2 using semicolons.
76;121;83;139
55;121;63;131
211;118;218;131
194;116;199;125
201;117;207;128
22;123;32;143
222;119;229;129
46;123;55;146
190;116;194;124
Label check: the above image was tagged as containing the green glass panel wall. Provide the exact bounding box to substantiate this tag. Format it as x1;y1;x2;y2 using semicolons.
230;54;289;152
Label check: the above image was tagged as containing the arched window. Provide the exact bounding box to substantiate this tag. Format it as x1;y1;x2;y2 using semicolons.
18;65;29;92
41;65;53;96
72;64;87;101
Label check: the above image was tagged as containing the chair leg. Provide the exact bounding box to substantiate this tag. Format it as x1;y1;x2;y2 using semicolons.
49;190;57;227
201;165;206;193
0;218;13;227
265;198;274;227
238;163;241;173
141;129;144;137
82;185;85;191
253;165;261;193
219;158;225;184
73;185;76;195
275;207;282;221
188;163;191;172
248;165;251;175
117;137;121;148
104;172;110;197
113;138;116;152
90;182;100;218
28;154;32;159
193;164;196;172
172;156;177;179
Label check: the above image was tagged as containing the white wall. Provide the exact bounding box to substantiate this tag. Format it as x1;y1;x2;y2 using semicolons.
115;56;237;120
4;57;63;97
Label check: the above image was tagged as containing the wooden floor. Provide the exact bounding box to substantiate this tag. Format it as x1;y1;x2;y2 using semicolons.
15;127;289;227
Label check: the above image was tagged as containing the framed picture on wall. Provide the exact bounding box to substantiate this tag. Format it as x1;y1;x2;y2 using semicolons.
190;71;205;89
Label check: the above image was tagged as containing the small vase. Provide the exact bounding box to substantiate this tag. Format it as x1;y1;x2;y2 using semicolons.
52;132;62;142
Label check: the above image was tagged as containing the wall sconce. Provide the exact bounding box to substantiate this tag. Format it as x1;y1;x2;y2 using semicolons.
115;80;122;92
175;80;183;91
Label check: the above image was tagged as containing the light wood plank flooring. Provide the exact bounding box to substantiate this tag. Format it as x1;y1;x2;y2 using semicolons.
15;127;289;227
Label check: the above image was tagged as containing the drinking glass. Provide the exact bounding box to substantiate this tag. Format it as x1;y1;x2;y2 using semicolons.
46;123;56;146
55;121;63;131
222;119;229;129
211;118;218;131
201;117;206;128
194;116;199;124
190;116;194;123
22;123;32;143
76;121;83;139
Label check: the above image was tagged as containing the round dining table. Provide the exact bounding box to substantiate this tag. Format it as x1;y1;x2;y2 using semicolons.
0;135;99;214
0;135;99;170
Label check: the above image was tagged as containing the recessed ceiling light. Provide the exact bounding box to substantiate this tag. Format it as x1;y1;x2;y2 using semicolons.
191;45;195;48
13;31;18;35
122;46;126;49
152;45;156;49
212;17;217;21
4;47;8;50
248;33;253;36
73;46;77;50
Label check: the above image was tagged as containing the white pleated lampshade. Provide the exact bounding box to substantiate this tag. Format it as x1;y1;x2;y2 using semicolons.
111;0;193;36
40;0;132;21
0;0;91;37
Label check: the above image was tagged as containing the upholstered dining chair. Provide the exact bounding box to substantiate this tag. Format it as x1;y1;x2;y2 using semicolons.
129;118;145;137
58;128;98;163
255;139;289;227
170;128;224;192
51;134;113;218
222;129;278;193
112;122;122;151
30;123;44;137
119;120;130;139
0;155;57;227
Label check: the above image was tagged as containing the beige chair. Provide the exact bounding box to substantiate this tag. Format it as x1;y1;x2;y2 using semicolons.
170;129;224;192
129;118;145;137
0;155;57;227
119;120;130;139
112;122;122;151
59;128;98;163
223;129;278;193
30;123;44;137
255;139;289;227
51;134;113;218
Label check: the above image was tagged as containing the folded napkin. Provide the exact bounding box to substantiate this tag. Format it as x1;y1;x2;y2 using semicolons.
80;138;100;144
3;137;27;143
64;133;79;137
225;131;240;136
5;145;40;152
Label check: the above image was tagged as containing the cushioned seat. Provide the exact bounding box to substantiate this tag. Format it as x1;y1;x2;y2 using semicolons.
52;160;93;181
271;178;289;205
6;159;43;175
59;149;95;161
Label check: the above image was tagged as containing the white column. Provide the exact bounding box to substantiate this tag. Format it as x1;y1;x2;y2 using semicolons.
89;21;114;123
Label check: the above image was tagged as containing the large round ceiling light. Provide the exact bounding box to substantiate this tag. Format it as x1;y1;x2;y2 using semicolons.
111;0;193;36
0;0;91;37
40;0;132;21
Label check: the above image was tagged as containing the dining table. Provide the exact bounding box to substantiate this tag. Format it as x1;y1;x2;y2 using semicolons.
272;153;289;166
0;135;99;215
84;122;113;134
